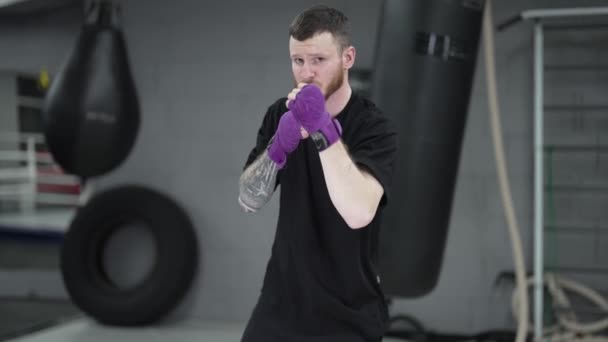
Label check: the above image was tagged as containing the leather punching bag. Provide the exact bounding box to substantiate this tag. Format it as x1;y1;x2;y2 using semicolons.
43;1;140;178
372;0;484;297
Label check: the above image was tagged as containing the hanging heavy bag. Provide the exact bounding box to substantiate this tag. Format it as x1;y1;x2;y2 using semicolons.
371;0;484;297
42;1;140;178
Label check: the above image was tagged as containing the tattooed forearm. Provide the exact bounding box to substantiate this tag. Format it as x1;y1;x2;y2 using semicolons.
238;150;279;212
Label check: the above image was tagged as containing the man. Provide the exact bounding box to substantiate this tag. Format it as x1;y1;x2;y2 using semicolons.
238;5;397;342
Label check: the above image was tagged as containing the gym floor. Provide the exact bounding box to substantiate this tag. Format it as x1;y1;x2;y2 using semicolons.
0;297;80;341
7;319;247;342
5;318;408;342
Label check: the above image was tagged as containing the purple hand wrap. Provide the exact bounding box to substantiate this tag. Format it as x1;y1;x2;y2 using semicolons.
288;84;341;148
267;111;301;169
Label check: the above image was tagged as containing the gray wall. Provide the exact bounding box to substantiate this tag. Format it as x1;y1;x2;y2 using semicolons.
1;0;607;335
0;72;17;133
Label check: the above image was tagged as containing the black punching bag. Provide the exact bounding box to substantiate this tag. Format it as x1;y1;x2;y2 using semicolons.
43;1;140;178
372;0;484;297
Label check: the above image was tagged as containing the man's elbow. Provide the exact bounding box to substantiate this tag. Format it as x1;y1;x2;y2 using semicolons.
238;196;258;213
343;206;376;229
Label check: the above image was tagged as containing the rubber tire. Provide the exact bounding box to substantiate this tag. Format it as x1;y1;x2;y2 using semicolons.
60;185;198;326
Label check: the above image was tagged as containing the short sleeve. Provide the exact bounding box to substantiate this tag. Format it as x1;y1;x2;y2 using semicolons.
348;114;398;207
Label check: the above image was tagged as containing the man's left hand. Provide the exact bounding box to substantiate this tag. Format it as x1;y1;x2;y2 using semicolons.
287;83;331;133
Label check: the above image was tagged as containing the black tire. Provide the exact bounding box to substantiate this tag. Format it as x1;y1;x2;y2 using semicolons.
60;185;198;326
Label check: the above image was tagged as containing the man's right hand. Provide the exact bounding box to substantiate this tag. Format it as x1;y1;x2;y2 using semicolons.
267;111;302;169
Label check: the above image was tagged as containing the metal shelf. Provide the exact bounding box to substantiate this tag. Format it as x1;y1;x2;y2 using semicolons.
511;7;608;339
545;64;608;71
545;266;608;275
544;23;608;31
544;144;608;152
545;183;608;192
553;305;608;316
545;223;608;233
544;105;608;111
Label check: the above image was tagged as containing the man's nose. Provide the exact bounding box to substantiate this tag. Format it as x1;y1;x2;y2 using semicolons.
300;63;315;80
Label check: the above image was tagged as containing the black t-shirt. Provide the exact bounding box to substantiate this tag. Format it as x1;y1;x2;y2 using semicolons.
241;91;397;342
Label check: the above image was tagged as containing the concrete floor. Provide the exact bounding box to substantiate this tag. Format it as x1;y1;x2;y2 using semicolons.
0;209;410;342
6;318;409;342
0;297;81;341
6;318;246;342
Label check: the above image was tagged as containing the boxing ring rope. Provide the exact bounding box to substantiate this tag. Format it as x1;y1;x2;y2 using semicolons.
0;132;88;210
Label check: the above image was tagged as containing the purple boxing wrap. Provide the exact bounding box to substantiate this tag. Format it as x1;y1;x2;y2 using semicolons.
267;111;301;168
289;84;341;148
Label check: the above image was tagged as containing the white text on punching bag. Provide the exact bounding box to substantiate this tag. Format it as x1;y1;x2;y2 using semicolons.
86;111;117;124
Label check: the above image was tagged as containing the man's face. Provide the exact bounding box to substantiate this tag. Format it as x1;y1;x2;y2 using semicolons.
289;32;346;99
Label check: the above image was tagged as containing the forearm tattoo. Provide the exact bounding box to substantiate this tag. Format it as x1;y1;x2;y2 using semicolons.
238;150;279;212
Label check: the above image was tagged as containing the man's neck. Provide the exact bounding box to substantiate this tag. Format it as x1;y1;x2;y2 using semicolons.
325;81;352;118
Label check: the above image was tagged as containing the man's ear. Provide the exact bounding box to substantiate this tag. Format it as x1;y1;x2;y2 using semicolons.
343;46;356;69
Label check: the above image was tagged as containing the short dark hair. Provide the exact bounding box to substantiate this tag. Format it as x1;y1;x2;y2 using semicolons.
288;5;352;52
